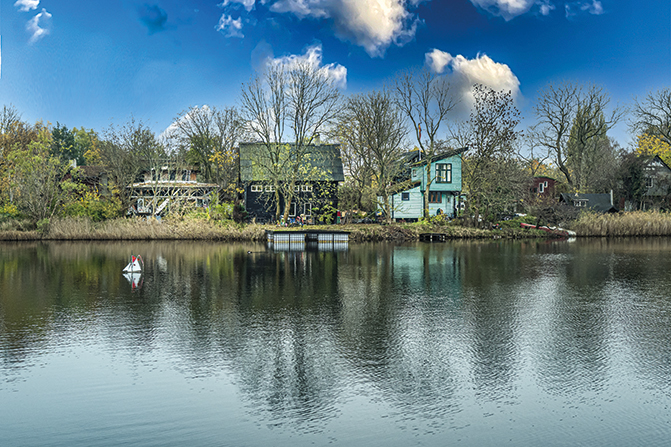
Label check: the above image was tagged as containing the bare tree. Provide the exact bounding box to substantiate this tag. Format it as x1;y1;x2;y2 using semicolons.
533;82;622;188
394;68;457;218
167;105;244;199
240;60;341;221
0;105;21;135
100;118;162;212
450;84;526;225
338;89;408;222
631;88;671;144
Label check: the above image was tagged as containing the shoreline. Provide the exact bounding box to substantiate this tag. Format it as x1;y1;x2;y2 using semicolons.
0;217;563;242
4;211;671;241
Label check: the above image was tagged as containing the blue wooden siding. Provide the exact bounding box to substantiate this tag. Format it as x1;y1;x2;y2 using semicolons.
410;154;462;192
390;154;462;219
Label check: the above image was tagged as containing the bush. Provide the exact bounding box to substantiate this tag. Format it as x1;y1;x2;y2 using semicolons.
62;191;123;222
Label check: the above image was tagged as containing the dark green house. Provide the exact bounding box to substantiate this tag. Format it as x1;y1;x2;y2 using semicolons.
239;142;345;223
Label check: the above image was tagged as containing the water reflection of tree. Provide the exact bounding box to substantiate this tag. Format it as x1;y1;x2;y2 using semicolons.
336;243;464;422
4;238;671;431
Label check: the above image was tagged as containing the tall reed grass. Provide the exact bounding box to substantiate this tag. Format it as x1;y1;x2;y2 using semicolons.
41;217;267;241
570;211;671;236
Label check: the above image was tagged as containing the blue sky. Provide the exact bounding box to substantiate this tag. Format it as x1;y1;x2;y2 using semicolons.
1;0;669;146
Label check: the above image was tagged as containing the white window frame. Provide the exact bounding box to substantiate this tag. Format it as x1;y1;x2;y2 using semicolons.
303;202;312;216
250;184;263;193
265;185;275;192
289;202;297;217
301;184;313;192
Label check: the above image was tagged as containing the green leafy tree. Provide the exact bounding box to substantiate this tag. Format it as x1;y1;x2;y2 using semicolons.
8;127;74;222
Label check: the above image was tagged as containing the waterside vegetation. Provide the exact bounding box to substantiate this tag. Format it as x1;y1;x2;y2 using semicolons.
6;211;671;241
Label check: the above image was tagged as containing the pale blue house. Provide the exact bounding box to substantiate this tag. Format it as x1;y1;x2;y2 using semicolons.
390;148;466;220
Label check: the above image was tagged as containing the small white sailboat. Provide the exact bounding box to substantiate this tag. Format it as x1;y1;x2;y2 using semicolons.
123;255;143;273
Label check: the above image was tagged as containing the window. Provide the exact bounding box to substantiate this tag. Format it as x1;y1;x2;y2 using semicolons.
289;202;297;217
303;202;312;216
436;163;452;183
429;191;442;203
294;185;300;192
401;192;410;201
301;184;313;192
538;183;545;193
646;177;654;189
265;185;275;192
250;184;263;193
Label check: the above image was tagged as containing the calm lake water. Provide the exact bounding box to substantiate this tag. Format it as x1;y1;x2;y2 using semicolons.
1;238;671;446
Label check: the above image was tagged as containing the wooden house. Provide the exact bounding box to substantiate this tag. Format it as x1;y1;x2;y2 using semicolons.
530;176;557;199
128;166;218;216
239;142;345;223
640;155;671;210
559;192;618;213
388;148;466;220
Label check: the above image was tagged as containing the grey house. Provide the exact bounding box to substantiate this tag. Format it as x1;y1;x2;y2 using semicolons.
239;142;345;223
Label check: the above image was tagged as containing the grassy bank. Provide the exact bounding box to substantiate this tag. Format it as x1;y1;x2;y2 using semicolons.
0;216;551;242
569;211;671;237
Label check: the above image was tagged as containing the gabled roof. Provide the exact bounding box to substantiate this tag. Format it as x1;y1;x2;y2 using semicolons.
559;193;618;213
239;142;345;182
404;147;468;166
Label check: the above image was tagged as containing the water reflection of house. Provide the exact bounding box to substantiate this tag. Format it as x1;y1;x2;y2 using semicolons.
128;167;218;216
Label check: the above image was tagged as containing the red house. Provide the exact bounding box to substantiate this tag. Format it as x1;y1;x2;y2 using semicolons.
530;176;556;199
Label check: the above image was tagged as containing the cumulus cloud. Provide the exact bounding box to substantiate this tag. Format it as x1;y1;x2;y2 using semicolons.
26;8;52;44
217;0;422;57
216;14;244;38
267;44;347;88
425;49;521;112
218;0;258;12
271;0;420;57
14;0;39;12
138;4;169;34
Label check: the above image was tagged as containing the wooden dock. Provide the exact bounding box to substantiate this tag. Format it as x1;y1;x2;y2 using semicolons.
419;233;448;242
266;230;350;251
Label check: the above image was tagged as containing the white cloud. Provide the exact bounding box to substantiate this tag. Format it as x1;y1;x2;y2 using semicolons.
425;49;521;112
216;14;244;38
26;8;52;44
268;44;347;88
580;0;603;14
468;0;535;20
565;0;603;18
14;0;39;12
268;0;421;57
218;0;257;12
538;0;555;15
